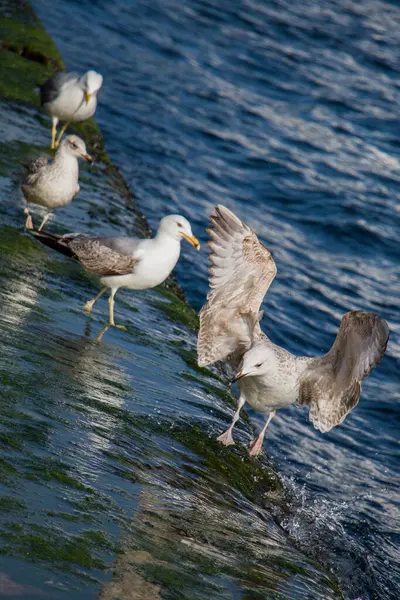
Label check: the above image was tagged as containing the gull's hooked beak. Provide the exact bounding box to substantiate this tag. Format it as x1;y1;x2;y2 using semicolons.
181;233;201;250
231;370;247;384
81;152;93;163
85;92;92;104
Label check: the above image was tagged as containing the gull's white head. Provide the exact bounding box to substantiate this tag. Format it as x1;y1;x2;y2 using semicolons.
158;215;200;250
80;70;103;104
60;135;92;162
233;343;271;382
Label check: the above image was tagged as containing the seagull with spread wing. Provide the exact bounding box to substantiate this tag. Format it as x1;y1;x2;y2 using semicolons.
32;215;200;327
197;205;389;456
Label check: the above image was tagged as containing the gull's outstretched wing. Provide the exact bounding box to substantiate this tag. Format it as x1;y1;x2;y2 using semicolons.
299;311;389;432
32;231;139;277
40;72;80;106
197;205;277;367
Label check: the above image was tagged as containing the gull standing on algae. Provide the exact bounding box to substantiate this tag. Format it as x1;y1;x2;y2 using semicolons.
21;135;92;231
32;216;200;327
197;205;389;457
40;70;103;149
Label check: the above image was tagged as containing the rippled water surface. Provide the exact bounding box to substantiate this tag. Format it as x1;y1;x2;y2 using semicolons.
1;0;399;598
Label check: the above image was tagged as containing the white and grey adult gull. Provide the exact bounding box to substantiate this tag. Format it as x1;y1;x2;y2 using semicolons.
21;135;92;231
32;215;200;326
197;205;389;456
40;70;103;149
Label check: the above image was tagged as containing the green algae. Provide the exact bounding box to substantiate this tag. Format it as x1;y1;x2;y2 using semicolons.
129;412;282;500
0;15;63;104
47;511;95;523
83;530;117;552
25;458;93;491
0;227;46;259
0;15;63;63
153;287;199;332
0;457;18;484
170;422;282;502
0;431;23;450
175;346;222;381
0;495;26;512
0;523;108;572
69;493;117;516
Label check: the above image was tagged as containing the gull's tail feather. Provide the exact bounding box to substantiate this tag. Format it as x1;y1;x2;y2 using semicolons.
31;230;76;259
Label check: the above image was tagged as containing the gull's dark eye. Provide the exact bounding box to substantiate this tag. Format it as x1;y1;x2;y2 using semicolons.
256;363;262;368
177;222;183;228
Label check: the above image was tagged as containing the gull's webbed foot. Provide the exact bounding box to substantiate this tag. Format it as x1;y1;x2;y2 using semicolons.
83;287;108;315
217;428;235;447
24;208;33;230
83;300;95;314
248;436;264;457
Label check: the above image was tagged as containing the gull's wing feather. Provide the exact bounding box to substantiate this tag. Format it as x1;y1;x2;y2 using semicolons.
40;72;80;106
32;231;139;276
23;156;49;174
93;236;142;258
198;205;276;366
21;156;49;186
298;311;389;432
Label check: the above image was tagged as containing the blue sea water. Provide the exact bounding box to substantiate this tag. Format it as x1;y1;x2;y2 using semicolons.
20;0;400;597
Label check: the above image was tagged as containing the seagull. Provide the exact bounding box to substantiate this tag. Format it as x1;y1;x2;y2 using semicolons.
32;215;200;326
197;206;389;456
21;135;92;231
40;70;103;149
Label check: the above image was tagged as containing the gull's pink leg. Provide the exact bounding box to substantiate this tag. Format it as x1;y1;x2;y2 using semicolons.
217;396;246;446
249;410;276;457
38;212;52;232
24;208;33;230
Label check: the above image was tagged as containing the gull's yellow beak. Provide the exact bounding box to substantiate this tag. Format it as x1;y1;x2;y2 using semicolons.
181;233;200;250
82;152;93;163
85;92;92;104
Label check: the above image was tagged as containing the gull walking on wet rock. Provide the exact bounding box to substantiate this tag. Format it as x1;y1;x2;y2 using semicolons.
21;135;92;231
197;206;389;456
40;70;103;148
32;215;200;326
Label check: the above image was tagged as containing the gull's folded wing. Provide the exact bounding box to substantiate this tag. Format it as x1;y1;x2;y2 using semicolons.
32;232;139;277
40;72;80;106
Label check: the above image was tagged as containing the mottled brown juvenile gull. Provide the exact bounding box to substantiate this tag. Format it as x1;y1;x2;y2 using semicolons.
40;70;103;148
21;135;92;231
198;205;389;456
32;215;200;326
